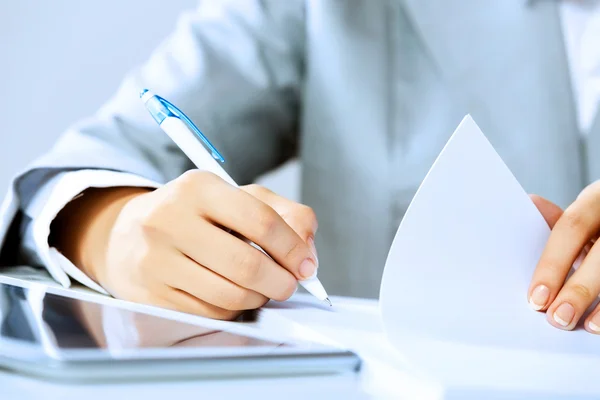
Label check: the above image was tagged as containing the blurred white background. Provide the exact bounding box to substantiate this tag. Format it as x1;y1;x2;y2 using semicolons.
0;0;299;201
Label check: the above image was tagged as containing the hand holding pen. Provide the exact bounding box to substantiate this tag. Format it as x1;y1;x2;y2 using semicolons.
140;90;330;305
48;90;329;321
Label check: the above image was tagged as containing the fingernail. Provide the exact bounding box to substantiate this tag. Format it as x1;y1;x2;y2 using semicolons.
528;285;549;311
308;237;318;264
588;314;600;333
553;302;575;327
299;258;317;279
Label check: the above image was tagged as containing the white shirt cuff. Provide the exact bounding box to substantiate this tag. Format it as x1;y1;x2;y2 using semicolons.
23;170;162;295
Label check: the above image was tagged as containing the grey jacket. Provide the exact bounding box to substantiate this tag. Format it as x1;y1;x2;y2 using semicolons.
0;0;595;298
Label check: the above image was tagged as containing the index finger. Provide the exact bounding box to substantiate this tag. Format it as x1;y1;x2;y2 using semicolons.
529;194;600;311
201;184;318;281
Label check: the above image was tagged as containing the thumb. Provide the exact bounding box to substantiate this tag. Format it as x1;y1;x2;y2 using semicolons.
529;194;563;229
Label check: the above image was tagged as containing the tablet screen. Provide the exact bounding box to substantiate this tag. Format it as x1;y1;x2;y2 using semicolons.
0;281;283;352
0;278;360;381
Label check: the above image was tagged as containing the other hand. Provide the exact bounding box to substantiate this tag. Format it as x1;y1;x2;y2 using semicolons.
529;182;600;333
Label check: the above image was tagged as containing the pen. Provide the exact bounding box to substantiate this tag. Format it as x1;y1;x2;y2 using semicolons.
140;89;332;306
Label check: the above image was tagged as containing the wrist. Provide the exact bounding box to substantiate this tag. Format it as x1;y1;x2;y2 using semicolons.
50;187;151;283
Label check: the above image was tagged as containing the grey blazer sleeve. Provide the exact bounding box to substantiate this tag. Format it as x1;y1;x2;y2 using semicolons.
20;0;305;193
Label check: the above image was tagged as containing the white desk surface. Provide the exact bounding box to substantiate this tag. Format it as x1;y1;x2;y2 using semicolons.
0;272;582;400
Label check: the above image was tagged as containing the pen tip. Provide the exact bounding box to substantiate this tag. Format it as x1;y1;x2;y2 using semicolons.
325;297;332;307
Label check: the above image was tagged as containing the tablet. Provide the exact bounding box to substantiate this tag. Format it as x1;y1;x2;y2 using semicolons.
0;278;360;382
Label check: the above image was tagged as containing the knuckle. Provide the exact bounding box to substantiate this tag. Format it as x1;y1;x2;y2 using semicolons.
133;247;157;274
173;171;224;214
207;308;240;321
298;205;318;230
538;258;563;274
178;170;219;189
168;180;190;201
221;310;242;321
139;207;170;238
577;182;599;200
299;205;317;221
174;293;240;321
176;170;201;189
139;211;160;234
131;289;163;309
569;283;594;302
222;289;251;311
233;251;263;285
561;209;585;230
255;295;270;309
136;194;179;235
273;277;298;302
253;206;278;239
244;184;265;196
283;240;303;263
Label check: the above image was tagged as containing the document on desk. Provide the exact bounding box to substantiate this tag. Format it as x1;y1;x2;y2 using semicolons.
377;115;600;396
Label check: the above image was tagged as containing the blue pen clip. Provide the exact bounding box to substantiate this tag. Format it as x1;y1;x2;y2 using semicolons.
140;89;225;163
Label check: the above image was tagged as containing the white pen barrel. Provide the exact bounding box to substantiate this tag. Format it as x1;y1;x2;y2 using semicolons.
160;117;238;187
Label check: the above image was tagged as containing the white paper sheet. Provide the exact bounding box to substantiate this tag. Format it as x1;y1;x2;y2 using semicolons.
379;115;600;396
261;296;444;399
